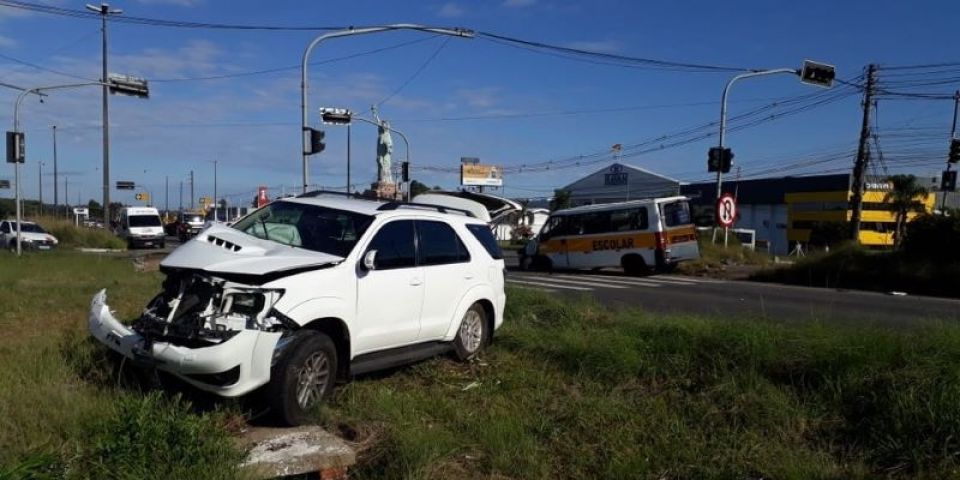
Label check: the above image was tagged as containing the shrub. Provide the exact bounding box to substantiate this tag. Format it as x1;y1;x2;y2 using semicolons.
36;218;125;250
902;213;960;263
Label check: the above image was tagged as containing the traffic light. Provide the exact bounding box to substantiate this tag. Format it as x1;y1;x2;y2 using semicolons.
304;127;326;156
6;131;24;164
942;170;957;191
401;161;410;182
949;138;960;163
707;147;734;173
800;60;836;88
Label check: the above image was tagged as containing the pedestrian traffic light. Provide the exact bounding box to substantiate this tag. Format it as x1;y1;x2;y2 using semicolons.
949;138;960;164
304;127;326;156
707;147;734;173
401;161;410;182
800;60;836;88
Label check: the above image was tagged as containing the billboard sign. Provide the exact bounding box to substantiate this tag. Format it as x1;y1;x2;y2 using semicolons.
461;164;503;187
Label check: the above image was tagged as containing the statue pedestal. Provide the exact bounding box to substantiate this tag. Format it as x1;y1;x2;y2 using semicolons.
365;181;401;201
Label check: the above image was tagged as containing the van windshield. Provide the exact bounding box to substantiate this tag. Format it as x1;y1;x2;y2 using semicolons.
661;201;692;227
129;215;162;227
231;201;374;257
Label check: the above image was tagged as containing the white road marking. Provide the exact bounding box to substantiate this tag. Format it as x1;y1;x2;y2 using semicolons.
544;274;664;288
512;275;629;289
569;273;697;286
507;279;593;291
661;275;721;284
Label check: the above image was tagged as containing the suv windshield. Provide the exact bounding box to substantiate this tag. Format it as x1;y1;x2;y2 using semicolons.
232;201;374;257
129;215;162;227
182;215;203;224
10;222;45;233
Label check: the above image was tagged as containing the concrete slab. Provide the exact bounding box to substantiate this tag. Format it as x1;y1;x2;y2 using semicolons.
240;426;356;479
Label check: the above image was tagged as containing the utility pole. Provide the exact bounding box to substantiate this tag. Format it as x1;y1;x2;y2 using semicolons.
849;63;878;241
164;175;169;214
346;123;351;193
179;180;183;211
212;159;218;221
189;170;194;210
51;125;58;216
87;2;123;226
942;91;960;212
38;161;43;216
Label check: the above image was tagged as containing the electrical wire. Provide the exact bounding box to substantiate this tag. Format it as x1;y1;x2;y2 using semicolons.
376;37;450;107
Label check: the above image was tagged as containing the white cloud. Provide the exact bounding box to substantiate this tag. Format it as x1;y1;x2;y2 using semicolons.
0;35;17;48
437;2;465;18
456;87;500;109
502;0;537;7
564;39;623;54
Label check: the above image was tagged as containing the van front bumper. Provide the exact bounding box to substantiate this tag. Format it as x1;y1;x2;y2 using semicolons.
88;290;281;397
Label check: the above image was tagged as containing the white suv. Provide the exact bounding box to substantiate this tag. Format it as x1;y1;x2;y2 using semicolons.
89;194;506;425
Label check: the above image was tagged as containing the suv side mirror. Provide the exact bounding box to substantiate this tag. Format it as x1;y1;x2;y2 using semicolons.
362;250;378;271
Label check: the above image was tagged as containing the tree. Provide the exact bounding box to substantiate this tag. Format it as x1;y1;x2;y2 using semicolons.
409;180;431;197
884;174;929;249
549;189;571;211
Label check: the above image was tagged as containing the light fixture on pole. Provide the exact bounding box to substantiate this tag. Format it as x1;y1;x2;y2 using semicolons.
300;24;474;193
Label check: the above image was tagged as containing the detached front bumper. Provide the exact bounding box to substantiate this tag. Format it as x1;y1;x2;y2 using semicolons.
88;289;281;397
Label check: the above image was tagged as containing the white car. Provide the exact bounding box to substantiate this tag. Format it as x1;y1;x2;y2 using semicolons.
0;219;58;250
89;194;507;425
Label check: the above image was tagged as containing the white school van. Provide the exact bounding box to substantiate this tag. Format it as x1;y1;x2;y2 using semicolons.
117;207;166;249
521;196;700;275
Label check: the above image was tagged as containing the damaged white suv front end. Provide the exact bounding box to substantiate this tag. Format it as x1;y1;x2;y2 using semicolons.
88;223;343;397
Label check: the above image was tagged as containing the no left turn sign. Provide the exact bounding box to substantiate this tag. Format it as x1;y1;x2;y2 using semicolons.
716;194;737;228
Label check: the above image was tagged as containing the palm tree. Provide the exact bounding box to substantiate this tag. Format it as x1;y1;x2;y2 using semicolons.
884;174;929;249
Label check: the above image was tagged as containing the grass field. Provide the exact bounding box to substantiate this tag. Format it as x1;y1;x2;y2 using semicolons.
2;252;960;479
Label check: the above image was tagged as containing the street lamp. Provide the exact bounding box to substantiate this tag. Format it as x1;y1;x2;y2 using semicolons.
320;108;412;201
301;24;474;193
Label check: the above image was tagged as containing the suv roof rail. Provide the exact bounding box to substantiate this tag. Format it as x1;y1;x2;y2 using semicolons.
297;189;379;200
377;201;476;218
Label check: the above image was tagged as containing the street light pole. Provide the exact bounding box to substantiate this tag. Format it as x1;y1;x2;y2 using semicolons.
51;125;58;215
347;123;351;194
212;159;218;221
300;24;473;193
86;2;123;230
38;161;43;216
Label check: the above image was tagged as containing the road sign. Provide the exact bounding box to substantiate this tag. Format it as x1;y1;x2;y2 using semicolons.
116;181;135;190
6;131;24;164
135;192;150;202
716;194;737;228
0;179;9;189
73;207;89;216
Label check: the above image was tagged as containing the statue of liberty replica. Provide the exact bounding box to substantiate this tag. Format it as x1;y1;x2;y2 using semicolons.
369;105;400;200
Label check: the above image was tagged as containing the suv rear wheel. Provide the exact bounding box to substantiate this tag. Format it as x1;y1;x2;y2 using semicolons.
267;330;337;426
453;304;488;361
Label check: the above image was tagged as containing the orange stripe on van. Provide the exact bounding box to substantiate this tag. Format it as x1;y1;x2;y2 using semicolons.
540;232;658;254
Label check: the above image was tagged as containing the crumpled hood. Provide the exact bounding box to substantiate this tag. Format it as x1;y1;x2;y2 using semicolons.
15;231;57;243
161;224;343;276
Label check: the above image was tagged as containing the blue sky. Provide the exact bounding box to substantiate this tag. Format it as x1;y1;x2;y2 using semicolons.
1;0;959;208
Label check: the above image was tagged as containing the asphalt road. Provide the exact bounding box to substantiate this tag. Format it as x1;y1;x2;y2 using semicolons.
503;256;960;328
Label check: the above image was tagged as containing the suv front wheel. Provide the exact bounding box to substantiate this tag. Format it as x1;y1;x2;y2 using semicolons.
453;304;488;361
267;330;338;426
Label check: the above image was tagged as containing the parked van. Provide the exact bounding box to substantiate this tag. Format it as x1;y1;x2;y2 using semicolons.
117;207;165;249
521;196;699;275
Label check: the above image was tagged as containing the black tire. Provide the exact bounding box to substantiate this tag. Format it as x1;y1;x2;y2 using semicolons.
530;255;553;272
126;239;135;250
518;254;530;271
622;254;648;277
158;241;166;249
452;304;489;362
267;330;337;426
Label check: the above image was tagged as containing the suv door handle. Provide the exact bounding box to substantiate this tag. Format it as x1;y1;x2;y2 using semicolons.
409;278;422;286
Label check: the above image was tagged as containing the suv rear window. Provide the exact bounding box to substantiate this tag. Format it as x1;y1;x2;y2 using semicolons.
466;224;503;260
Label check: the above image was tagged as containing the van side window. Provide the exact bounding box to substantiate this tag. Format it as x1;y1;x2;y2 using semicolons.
0;222;8;233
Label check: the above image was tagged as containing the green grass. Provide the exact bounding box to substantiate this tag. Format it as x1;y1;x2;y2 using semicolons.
0;251;245;479
3;252;960;479
752;243;960;298
36;217;126;250
678;232;770;276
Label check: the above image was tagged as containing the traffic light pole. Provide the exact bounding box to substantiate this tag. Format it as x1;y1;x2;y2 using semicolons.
300;24;473;193
716;68;798;205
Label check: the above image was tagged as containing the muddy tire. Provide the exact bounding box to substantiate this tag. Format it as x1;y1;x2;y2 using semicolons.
452;304;489;362
267;330;338;426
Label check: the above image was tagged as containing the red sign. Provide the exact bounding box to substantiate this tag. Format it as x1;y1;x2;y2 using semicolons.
256;186;269;208
716;193;737;228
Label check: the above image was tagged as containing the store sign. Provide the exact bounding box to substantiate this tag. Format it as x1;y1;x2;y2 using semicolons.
604;164;628;186
461;164;503;187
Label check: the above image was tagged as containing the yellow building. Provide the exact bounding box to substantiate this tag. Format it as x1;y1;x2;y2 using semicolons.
786;179;935;248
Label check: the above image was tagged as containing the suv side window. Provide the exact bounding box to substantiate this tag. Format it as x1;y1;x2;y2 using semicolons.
0;222;8;233
417;220;470;266
366;220;416;270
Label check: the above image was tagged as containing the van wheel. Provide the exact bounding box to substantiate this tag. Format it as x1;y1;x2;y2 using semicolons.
267;330;337;426
530;255;552;272
453;304;488;362
622;254;649;276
